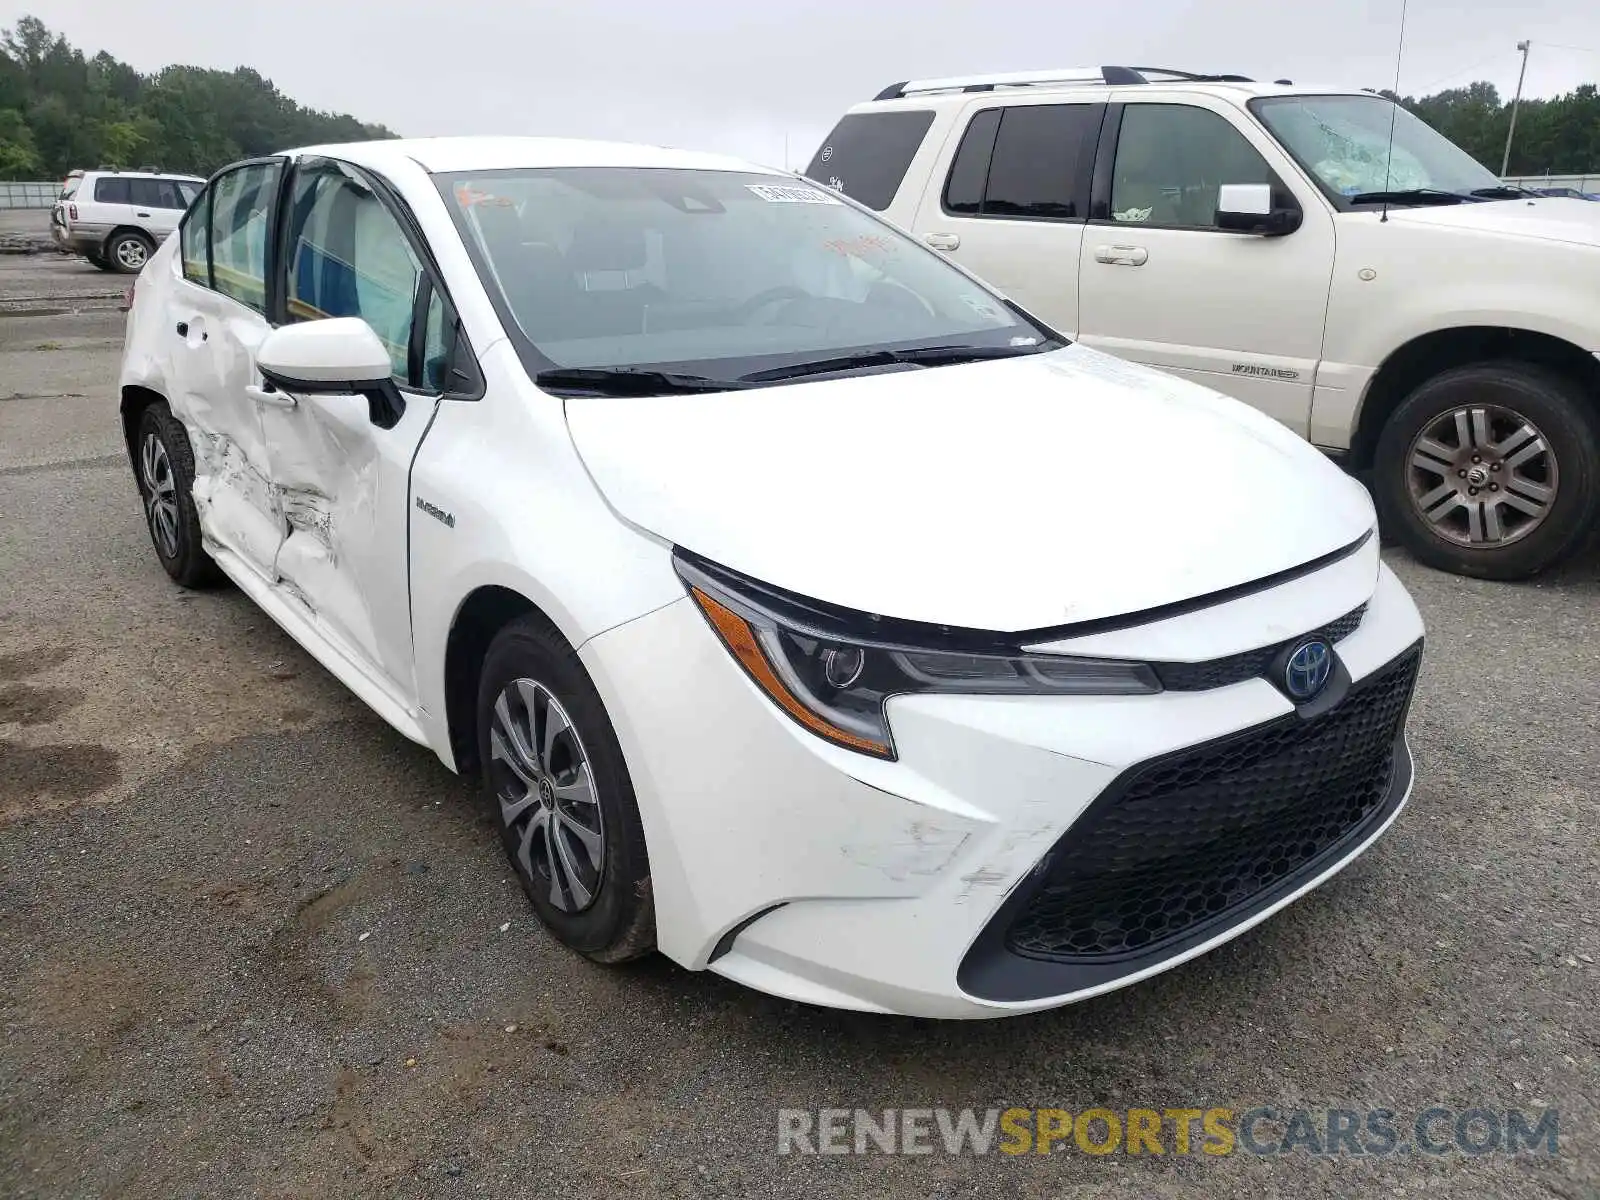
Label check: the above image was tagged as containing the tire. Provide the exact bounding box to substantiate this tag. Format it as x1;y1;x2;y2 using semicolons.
134;402;222;588
1373;362;1600;580
105;230;153;274
85;250;111;271
476;614;655;964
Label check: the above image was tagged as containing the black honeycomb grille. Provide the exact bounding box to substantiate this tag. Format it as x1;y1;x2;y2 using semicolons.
1005;647;1419;963
1154;603;1367;692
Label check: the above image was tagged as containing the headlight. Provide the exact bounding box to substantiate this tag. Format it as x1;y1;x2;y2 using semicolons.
675;552;1160;760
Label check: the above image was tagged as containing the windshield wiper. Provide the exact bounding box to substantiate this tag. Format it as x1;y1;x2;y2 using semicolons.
1470;185;1537;199
535;367;751;396
739;341;1057;384
1347;188;1477;206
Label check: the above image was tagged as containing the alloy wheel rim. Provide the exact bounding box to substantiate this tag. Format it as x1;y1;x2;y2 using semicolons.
140;432;180;558
116;239;147;269
1405;403;1558;548
489;678;605;913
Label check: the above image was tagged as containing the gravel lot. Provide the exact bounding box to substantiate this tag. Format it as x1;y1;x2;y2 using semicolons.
2;246;1597;1199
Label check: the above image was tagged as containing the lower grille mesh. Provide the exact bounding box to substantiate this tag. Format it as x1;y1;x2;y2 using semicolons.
1006;648;1420;962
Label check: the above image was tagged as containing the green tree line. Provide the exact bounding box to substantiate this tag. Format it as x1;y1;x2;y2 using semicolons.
1399;80;1600;177
0;15;395;179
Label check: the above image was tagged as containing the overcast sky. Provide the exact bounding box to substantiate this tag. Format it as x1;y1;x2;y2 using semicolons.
16;0;1600;168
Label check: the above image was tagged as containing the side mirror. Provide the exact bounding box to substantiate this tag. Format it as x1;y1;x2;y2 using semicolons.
1215;183;1302;237
256;317;404;428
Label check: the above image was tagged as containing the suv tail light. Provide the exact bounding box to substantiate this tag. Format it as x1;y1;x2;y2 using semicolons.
68;203;78;221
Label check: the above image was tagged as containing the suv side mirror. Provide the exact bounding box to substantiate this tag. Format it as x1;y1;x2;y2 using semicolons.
256;317;405;428
1215;183;1302;237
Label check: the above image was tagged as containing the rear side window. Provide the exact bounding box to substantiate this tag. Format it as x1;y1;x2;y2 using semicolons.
805;110;936;211
208;161;283;314
943;104;1099;221
94;177;131;204
128;179;165;208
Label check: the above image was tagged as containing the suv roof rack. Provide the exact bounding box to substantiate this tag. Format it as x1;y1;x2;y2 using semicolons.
872;65;1254;100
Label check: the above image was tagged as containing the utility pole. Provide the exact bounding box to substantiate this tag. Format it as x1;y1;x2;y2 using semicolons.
1502;40;1531;177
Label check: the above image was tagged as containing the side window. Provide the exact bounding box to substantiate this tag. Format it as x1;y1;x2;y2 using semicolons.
153;180;187;209
284;166;429;386
128;179;167;209
177;182;201;208
179;188;211;286
943;108;1001;215
804;110;936;211
941;104;1097;220
209;162;282;314
94;177;131;204
1109;105;1277;229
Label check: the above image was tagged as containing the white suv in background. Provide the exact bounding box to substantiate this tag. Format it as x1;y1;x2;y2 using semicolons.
53;169;205;273
809;67;1600;580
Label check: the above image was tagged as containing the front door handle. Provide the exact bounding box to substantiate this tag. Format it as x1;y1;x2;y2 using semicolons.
246;383;297;409
924;232;961;251
1094;244;1149;266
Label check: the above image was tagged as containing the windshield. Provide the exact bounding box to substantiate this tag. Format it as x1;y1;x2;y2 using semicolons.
1252;95;1503;202
439;167;1050;382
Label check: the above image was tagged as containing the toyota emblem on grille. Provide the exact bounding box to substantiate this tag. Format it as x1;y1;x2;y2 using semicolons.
1283;639;1333;701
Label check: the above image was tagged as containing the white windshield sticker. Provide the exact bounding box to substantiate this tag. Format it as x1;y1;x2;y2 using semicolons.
746;183;842;205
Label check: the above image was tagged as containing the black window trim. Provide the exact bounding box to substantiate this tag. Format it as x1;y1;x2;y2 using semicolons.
1088;100;1300;234
271;154;483;401
940;101;1106;224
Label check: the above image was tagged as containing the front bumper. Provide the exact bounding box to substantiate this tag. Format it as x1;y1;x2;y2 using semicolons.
579;548;1424;1018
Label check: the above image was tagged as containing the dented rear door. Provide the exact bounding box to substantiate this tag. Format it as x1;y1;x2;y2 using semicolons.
169;159;288;582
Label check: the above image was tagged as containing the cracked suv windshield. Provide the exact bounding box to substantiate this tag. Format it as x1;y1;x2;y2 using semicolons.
441;167;1052;387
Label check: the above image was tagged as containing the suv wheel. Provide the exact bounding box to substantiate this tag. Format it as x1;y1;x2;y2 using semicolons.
86;250;110;270
1374;362;1600;579
476;615;655;964
107;230;153;274
134;402;221;587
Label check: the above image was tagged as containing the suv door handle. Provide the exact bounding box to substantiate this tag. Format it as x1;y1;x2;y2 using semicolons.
135;211;151;217
1094;244;1148;266
246;384;297;409
924;232;961;251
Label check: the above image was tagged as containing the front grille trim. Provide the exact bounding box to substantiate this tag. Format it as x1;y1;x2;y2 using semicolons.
1152;602;1367;692
956;641;1422;1004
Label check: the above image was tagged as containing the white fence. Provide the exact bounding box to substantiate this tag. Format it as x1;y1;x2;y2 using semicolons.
0;182;58;210
1502;174;1598;193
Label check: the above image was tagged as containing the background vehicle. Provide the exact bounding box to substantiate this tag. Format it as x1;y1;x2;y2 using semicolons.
1532;186;1599;201
53;168;205;272
808;67;1600;581
117;136;1423;1018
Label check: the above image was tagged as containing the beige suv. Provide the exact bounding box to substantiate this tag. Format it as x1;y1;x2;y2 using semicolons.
52;169;206;273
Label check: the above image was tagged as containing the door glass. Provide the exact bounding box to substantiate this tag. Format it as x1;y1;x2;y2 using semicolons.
209;162;282;313
421;288;455;392
982;105;1096;220
285;166;424;383
128;178;164;208
180;189;211;285
1110;105;1275;228
942;108;1001;215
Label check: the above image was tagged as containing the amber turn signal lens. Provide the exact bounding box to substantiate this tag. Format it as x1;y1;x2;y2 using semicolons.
690;587;893;758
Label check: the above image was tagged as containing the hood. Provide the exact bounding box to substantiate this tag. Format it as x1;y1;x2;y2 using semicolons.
564;345;1375;632
1387;196;1600;249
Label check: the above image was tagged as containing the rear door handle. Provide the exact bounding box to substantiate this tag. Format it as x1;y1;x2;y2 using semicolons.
1094;244;1148;266
135;211;152;217
924;232;961;251
246;383;297;409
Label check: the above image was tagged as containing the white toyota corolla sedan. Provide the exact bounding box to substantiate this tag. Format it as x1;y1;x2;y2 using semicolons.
119;137;1425;1018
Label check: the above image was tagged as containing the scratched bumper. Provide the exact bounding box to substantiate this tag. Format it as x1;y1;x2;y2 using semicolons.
578;563;1423;1019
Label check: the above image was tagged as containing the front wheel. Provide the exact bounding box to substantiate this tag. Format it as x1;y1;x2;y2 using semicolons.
1373;362;1600;579
476;615;655;964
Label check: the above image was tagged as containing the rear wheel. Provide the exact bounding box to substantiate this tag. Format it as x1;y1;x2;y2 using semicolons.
134;402;221;587
1374;362;1600;579
106;230;153;274
476;615;655;964
85;250;111;270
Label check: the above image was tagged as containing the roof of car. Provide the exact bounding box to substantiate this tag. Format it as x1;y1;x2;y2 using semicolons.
849;76;1370;113
77;169;206;180
284;136;785;178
